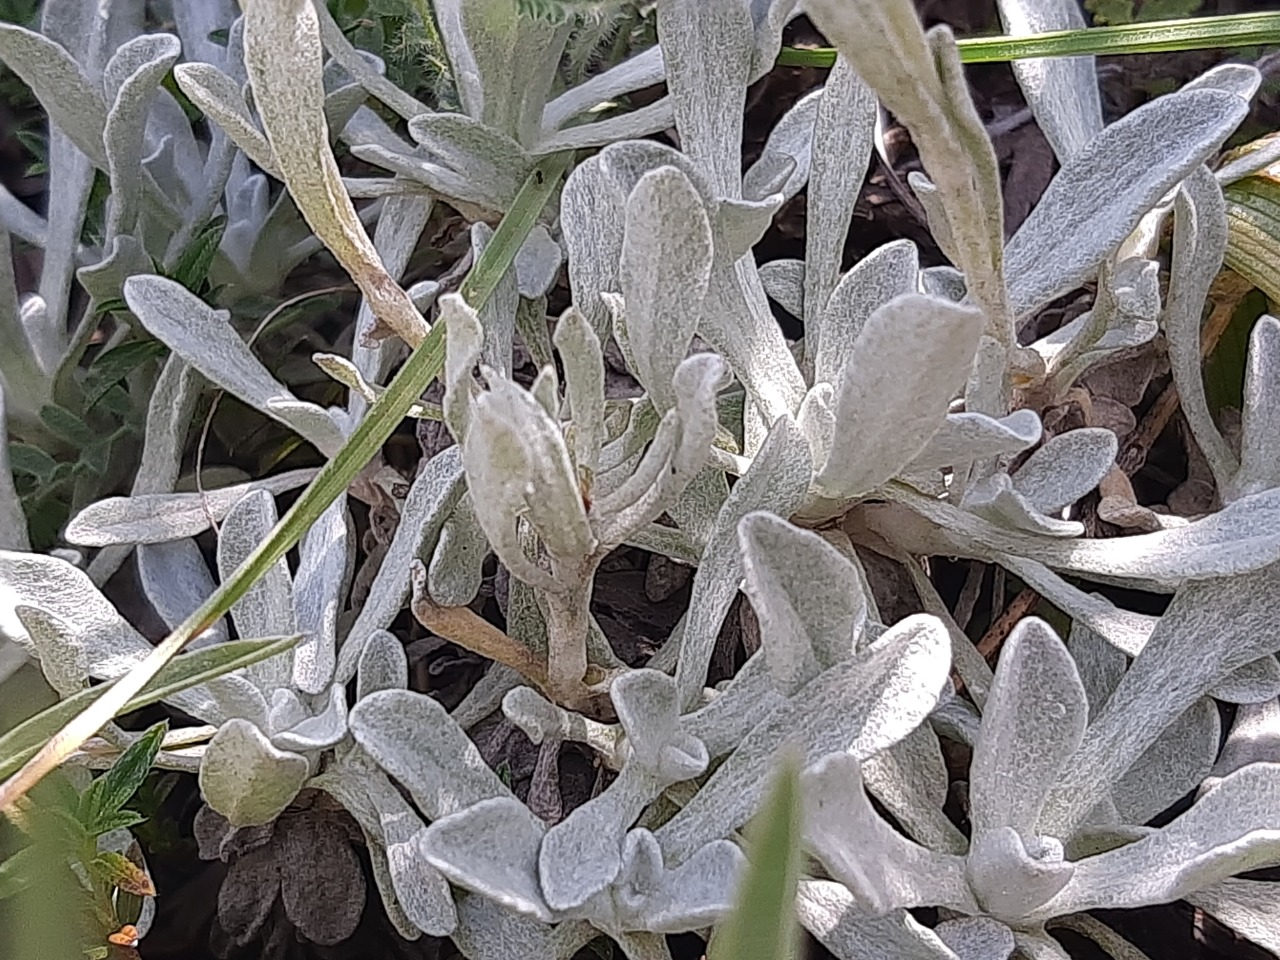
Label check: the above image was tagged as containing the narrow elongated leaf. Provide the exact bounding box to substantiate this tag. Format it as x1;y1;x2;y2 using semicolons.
707;753;803;960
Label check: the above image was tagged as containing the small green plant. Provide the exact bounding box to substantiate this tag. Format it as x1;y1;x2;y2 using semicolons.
0;722;165;958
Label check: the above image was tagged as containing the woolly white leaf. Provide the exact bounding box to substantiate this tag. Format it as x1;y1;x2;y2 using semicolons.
199;719;309;827
816;240;920;388
292;496;348;694
1186;879;1280;954
673;415;813;708
744;87;820;202
1044;763;1280;917
739;512;868;696
65;469;317;547
137;539;228;648
658;613;951;863
553;306;605;476
935;917;1016;960
349;689;514;819
1005;88;1250;318
963;474;1084;538
272;685;347;752
971;619;1088;841
174;62;278;176
420;796;554;922
801;752;975;915
1011;428;1117;515
1231;315;1280;500
1110;697;1220;825
909;410;1042;471
356;630;407;700
995;0;1101;163
816;294;984;499
966;827;1073;925
1204;698;1280;790
797;880;962;960
124;275;344;456
618;165;714;412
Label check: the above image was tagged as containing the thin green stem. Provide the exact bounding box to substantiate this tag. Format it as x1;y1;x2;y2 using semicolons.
776;12;1280;67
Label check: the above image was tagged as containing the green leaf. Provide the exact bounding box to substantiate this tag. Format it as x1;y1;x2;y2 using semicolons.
38;404;95;448
776;11;1280;66
88;810;147;835
166;215;228;293
0;635;301;782
0;845;39;899
77;722;167;835
7;442;58;481
708;750;803;960
83;340;168;406
88;851;154;897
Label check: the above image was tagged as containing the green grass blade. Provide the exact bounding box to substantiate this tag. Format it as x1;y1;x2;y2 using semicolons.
0;635;300;782
0;151;573;811
776;12;1280;67
708;750;804;960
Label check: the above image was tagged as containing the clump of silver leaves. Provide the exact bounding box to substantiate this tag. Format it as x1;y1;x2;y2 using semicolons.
5;0;1280;957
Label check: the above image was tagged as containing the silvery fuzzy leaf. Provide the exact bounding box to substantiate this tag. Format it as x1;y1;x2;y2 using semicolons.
65;469;317;547
594;354;727;546
11;606;89;697
408;113;530;203
970;619;1087;842
1041;561;1280;835
428;496;486;607
292;496;348;694
815;240;920;389
268;688;309;737
962;474;1084;538
336;446;465;683
1165;165;1236;493
883;484;1280;592
801;56;875;363
744;87;820;202
125;276;344;456
514;225;562;301
272;684;348;752
1186;879;1280;954
503;686;622;760
672;415;812;709
995;0;1100;164
464;373;594;565
559;156;624;341
613;669;708;782
173;0;237;68
355;630;407;700
760;258;805;319
349;688;514;819
1230;316;1280;501
1005;88;1249;320
543;44;666;131
797;383;836;474
102;34;181;239
442;291;484;443
909;410;1042;471
1011;429;1118;515
1110;697;1219;825
1210;656;1280;704
0;553;204;719
204;672;270;729
450;891;591;960
801;752;976;915
618;165;714;413
472;222;518;377
816;294;984;500
1186;62;1263;99
656;0;753;197
863;723;968;854
967;830;1074;926
351;142;510;212
934;917;1016;960
612;832;743;933
0;23;107;166
173;62;279;176
419;796;554;922
681;658;787;759
554;307;605;476
1041;762;1280;918
199;718;309;827
797;880;962;960
1204;698;1280;790
136;539;228;649
1011;931;1073;960
1064;621;1127;716
738;511;868;696
218;490;296;691
658;613;951;863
